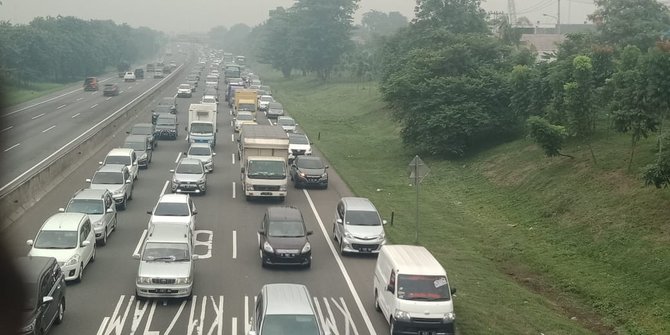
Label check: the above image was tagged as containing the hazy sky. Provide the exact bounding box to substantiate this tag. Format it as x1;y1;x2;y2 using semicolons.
0;0;597;33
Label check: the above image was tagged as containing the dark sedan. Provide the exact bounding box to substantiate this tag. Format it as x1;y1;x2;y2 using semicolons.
290;156;328;189
259;206;312;268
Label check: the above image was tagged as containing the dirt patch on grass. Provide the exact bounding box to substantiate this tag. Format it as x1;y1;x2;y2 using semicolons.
501;262;618;335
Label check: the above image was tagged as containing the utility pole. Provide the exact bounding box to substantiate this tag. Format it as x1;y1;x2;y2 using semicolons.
408;155;429;244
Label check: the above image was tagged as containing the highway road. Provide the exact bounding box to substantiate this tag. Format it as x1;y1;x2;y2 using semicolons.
0;54;186;188
2;56;393;335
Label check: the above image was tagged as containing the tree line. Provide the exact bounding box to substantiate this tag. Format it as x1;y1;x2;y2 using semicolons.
0;16;165;86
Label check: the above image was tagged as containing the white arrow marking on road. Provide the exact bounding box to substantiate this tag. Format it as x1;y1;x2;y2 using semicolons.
4;143;20;152
90;104;98;109
164;299;188;335
96;317;110;335
232;230;237;259
31;113;45;120
76;97;84;101
120;91;124;94
206;296;223;335
71;113;80;118
56;104;66;109
303;189;377;335
0;126;13;133
106;97;112;101
42;125;56;133
231;317;237;335
129;299;150;335
143;301;159;335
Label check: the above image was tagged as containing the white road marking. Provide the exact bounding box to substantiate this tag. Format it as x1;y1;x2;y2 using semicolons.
101;295;134;335
56;104;66;109
194;230;213;259
129;299;151;334
232;182;236;199
71;113;80;118
267;118;273;125
232;230;237;259
244;296;250;335
164;300;187;335
132;229;147;258
76;97;84;101
229;110;232;116
4;143;20;152
31;113;45;120
106;97;112;101
128;86;133;89
95;317;110;335
42;125;56;133
175;152;182;163
303;189;377;335
207;296;224;335
119;91;124;94
90;104;98;109
231;317;237;335
231;134;234;142
231;153;235;165
0;126;13;133
160;180;169;196
0;66;181;194
230;120;233;127
3;86;82;117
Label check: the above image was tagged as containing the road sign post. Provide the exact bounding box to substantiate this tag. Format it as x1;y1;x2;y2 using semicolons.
408;155;429;244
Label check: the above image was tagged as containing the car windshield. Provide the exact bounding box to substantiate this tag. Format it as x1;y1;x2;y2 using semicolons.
176;162;203;174
190;123;214;134
179;84;191;89
105;155;131;165
261;315;320;335
237;114;253;121
92;171;123;184
67;199;104;215
278;118;295;126
397;275;452;301
289;134;309;144
124;141;146;152
132;126;153;135
189;147;211;156
297;158;324;169
247;160;286;179
34;230;78;249
157;118;175;126
260;96;273;102
268;221;305;237
154;202;189;216
142;242;190;262
345;210;381;226
158;99;174;107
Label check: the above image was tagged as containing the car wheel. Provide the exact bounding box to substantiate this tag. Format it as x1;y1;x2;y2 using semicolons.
339;239;347;256
120;196;127;210
390;319;396;335
113;214;118;231
374;291;381;312
100;228;107;246
128;189;133;200
90;244;96;262
135;290;145;301
76;263;84;282
332;224;337;241
55;299;65;324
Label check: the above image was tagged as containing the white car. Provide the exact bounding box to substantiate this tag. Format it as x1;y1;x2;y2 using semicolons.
177;84;193;98
201;95;219;105
288;133;312;163
124;71;136;82
27;213;96;282
258;95;274;111
100;148;139;181
147;193;197;232
277;116;297;133
234;111;257;132
185;143;216;172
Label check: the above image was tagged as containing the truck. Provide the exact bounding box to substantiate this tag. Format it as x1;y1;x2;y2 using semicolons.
186;103;218;147
238;125;289;201
223;52;234;64
224;64;242;83
234;89;258;115
146;63;155;72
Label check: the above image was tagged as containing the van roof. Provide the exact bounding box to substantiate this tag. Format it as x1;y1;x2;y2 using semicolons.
41;212;87;231
262;283;315;315
380;245;446;276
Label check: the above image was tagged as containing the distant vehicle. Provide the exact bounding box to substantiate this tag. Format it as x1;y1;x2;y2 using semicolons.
248;284;323;335
103;83;119;96
134;68;145;79
87;164;134;210
124;72;136;82
123;134;153;168
155;114;179;140
83;77;98;91
266;102;285;119
153;69;164;78
99;147;139;182
177;84;193;98
277;116;297;133
128;123;157;149
157;97;178;114
288;133;312;164
290;156;328;189
146;63;155;72
258;95;274;111
234;111;256;133
146;193;197;231
117;61;130;78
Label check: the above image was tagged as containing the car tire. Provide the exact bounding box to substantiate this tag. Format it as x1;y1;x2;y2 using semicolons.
76;263;84;283
374;291;381;312
119;197;127;210
128;189;133;201
90;244;96;262
113;214;118;231
100;228;107;246
135;290;145;301
339;239;347;256
390;319;396;335
55;299;65;324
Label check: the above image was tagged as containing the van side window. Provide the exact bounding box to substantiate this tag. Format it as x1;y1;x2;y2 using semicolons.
388;270;396;292
105;194;113;209
337;202;344;219
255;294;263;330
124;170;130;182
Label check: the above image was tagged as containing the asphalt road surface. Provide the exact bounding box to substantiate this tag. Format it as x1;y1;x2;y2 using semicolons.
2;58;393;335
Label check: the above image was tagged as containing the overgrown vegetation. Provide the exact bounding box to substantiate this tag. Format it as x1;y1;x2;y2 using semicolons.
0;16;164;86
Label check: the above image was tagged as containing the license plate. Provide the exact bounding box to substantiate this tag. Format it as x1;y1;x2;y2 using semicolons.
282;253;295;257
260;192;272;196
419;332;433;335
157;289;166;293
361;248;372;252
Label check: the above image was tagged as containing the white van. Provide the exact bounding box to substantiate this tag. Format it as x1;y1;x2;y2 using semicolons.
373;245;456;335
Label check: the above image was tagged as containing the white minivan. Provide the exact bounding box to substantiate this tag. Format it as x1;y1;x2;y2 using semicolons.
373;245;456;335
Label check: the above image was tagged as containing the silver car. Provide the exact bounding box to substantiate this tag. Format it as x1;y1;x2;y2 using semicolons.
185;143;215;172
333;197;387;255
134;224;197;299
60;188;117;246
87;164;134;210
170;158;207;194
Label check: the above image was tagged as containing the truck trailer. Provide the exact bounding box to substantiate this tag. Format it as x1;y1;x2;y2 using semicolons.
187;103;218;147
238;125;289;201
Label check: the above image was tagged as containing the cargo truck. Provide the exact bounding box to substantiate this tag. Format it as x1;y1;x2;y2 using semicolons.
186;103;218;147
234;89;258;114
238;125;289;201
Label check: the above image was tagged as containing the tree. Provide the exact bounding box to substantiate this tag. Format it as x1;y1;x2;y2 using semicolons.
257;7;300;77
589;0;670;51
563;55;598;163
413;0;489;34
527;116;571;158
361;10;408;38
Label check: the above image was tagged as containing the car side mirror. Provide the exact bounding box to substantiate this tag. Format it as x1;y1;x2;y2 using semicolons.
126;179;132;184
336;218;343;225
185;127;188;131
85;179;92;183
212;152;216;156
240;167;245;173
258;230;265;236
451;288;457;295
170;169;175;173
98;161;103;165
26;240;34;246
147;210;152;215
58;208;65;213
82;240;91;247
193;210;198;215
42;296;54;304
183;152;188;155
126;131;131;134
325;165;329;169
133;162;138;166
106;208;114;213
306;230;313;236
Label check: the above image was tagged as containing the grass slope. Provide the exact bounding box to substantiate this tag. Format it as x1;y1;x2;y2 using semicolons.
2;82;74;107
266;72;670;335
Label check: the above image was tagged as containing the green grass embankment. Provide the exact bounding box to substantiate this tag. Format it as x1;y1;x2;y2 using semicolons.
266;72;670;335
2;82;74;107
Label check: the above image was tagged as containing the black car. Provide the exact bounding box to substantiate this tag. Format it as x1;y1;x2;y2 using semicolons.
157;97;177;113
17;256;66;335
154;114;178;140
290;156;329;189
128;123;157;149
134;68;145;79
259;206;312;268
